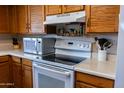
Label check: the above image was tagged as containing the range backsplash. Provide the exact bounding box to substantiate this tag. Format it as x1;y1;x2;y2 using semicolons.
12;33;118;54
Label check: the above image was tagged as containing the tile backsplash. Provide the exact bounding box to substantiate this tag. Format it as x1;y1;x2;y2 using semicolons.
0;34;13;51
0;33;118;55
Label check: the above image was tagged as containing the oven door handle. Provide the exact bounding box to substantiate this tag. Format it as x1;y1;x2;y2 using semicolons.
33;64;70;76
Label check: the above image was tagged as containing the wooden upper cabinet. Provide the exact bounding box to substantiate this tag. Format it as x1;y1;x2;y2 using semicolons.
45;5;62;16
0;6;9;34
16;5;28;34
8;6;17;34
86;5;120;33
63;5;84;13
28;5;45;34
16;5;45;34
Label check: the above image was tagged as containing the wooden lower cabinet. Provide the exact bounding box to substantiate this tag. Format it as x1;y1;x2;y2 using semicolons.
76;82;96;88
12;56;22;88
0;56;11;88
22;59;33;88
75;72;114;88
11;56;33;88
12;62;22;88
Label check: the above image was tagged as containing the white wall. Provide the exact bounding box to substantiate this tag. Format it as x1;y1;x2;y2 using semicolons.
115;5;124;88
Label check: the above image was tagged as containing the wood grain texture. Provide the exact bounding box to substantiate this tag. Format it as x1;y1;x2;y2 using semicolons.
22;58;33;88
45;5;62;15
0;61;10;88
29;5;45;34
16;5;28;34
76;81;96;88
12;62;22;88
8;6;17;34
0;56;10;88
86;5;120;33
75;72;114;88
0;6;9;34
22;65;33;88
62;5;84;13
0;56;9;62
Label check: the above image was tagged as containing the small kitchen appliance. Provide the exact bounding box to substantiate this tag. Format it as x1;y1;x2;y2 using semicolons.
23;37;55;55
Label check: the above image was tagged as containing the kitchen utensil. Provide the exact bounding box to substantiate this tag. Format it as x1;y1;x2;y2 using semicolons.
103;41;112;50
95;37;108;50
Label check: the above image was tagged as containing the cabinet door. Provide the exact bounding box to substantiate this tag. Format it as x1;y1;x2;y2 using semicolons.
28;5;45;34
86;5;120;33
63;5;84;13
12;56;22;88
16;5;28;34
45;5;62;15
8;6;17;34
0;6;9;34
22;65;33;88
0;61;10;88
22;58;32;88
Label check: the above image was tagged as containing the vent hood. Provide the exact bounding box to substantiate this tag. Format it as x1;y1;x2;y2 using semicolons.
44;11;85;25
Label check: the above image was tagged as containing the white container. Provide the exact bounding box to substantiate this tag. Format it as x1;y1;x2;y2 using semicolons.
98;50;107;61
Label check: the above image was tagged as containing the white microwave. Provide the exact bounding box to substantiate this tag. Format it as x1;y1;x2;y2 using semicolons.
23;37;55;55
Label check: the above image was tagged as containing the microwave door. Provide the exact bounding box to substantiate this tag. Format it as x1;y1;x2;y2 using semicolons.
23;38;37;54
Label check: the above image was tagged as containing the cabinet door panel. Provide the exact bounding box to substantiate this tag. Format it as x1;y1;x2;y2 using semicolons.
86;5;120;33
8;6;17;34
16;5;28;34
45;5;62;15
22;65;33;88
0;62;10;88
29;5;45;34
63;5;84;13
0;6;9;34
12;62;22;88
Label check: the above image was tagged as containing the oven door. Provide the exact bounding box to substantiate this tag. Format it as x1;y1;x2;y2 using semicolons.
33;62;74;88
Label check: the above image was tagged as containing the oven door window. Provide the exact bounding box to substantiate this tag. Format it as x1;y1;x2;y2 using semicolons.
38;73;65;88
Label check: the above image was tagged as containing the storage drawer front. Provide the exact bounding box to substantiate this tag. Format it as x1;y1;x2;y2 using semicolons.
12;56;21;63
76;72;114;88
76;82;96;88
0;56;9;62
22;58;32;66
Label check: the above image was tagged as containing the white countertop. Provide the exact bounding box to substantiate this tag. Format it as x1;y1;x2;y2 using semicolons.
0;50;116;80
75;58;116;80
0;50;42;61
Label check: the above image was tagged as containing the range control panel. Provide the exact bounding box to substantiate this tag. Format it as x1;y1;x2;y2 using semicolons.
55;39;92;52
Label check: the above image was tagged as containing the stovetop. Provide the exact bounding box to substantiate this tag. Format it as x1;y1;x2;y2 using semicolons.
42;54;86;66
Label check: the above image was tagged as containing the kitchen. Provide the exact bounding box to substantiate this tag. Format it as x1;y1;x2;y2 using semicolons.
0;5;121;88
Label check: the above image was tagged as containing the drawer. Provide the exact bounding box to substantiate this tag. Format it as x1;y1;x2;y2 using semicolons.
0;56;9;62
76;81;96;88
76;72;114;88
12;56;21;63
22;58;32;67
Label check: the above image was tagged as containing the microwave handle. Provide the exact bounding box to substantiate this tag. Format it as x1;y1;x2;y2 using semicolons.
33;64;70;76
36;40;42;54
